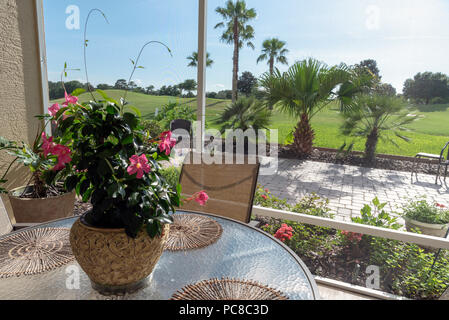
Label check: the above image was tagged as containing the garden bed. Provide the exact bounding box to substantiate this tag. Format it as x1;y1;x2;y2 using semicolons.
253;186;449;300
279;144;442;176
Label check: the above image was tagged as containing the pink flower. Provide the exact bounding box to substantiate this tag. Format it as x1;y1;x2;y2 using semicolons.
261;195;268;200
62;91;78;106
158;131;177;156
41;132;55;158
194;191;209;206
51;144;72;171
127;154;151;179
49;104;61;117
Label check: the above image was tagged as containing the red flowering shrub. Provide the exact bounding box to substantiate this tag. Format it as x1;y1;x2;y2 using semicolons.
341;230;363;243
274;224;294;242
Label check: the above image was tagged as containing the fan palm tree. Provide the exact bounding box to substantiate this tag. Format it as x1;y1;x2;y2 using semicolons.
215;0;257;103
260;58;365;156
186;51;214;68
215;97;272;133
340;95;419;165
257;38;289;75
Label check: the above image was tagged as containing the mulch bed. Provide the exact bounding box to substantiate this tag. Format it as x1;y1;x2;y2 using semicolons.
279;145;442;176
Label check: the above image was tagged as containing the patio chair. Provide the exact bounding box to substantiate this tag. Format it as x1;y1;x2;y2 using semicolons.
179;152;260;223
170;119;193;150
0;197;12;236
413;141;449;184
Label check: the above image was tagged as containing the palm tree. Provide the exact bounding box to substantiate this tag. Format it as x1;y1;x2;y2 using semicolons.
215;0;257;103
215;97;272;132
186;51;214;68
340;95;419;165
257;38;289;75
260;58;364;156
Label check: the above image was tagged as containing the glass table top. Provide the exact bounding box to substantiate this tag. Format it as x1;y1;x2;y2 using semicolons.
0;212;319;300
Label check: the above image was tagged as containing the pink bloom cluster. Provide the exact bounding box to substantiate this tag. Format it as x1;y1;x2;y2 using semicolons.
341;230;363;242
48;91;79;119
274;224;293;242
127;154;151;179
436;203;446;209
41;133;72;171
158;131;177;156
184;191;209;206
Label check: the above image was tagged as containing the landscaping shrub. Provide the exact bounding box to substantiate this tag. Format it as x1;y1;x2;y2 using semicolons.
141;120;164;140
154;101;196;130
160;166;181;191
402;199;449;225
255;188;449;299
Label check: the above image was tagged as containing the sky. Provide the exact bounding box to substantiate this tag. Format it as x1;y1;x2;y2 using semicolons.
43;0;449;94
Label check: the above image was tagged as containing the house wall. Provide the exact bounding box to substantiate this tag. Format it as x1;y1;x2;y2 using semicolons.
0;0;45;222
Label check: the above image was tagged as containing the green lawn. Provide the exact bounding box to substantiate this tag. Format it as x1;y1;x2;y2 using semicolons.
52;90;449;157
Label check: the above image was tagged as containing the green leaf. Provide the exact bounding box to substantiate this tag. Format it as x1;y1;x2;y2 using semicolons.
122;134;134;145
146;220;159;238
71;88;86;97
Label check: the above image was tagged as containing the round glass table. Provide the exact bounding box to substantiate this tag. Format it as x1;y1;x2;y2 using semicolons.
0;211;319;300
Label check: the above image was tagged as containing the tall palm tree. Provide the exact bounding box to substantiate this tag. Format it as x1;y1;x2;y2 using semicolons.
215;0;257;103
186;51;214;68
340;95;419;165
257;38;289;75
260;58;364;156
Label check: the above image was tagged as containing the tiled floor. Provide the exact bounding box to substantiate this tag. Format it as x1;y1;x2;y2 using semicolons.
258;158;449;222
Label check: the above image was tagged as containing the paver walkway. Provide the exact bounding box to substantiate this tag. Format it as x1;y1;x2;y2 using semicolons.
257;159;449;222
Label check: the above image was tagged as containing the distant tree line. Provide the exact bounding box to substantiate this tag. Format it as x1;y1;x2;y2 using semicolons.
48;79;200;100
403;72;449;104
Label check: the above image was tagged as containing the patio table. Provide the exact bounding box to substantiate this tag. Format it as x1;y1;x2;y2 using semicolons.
0;211;319;300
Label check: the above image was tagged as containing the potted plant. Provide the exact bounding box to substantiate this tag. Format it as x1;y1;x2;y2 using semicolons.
402;199;449;238
55;89;208;294
0;125;75;223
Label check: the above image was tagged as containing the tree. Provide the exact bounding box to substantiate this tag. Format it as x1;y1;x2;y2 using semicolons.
355;59;381;80
178;79;197;97
375;83;396;97
340;95;419;165
403;72;449;104
97;83;112;90
260;58;363;156
215;0;257;103
114;79;128;90
215;97;272;132
187;52;214;68
257;38;289;75
237;71;257;96
146;85;155;95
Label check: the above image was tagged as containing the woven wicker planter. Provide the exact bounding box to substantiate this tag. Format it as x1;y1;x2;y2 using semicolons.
8;186;75;223
69;215;170;295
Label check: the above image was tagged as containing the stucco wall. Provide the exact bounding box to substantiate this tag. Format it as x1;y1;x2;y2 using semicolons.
0;0;45;222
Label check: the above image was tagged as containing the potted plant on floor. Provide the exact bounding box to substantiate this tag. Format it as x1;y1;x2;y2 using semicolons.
402;199;449;238
0;125;75;224
56;89;208;294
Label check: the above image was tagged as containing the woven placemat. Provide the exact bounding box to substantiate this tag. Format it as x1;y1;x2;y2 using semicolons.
0;228;74;278
171;278;289;300
165;214;223;251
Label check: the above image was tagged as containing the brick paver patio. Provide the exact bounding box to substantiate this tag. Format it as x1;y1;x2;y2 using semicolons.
258;159;449;222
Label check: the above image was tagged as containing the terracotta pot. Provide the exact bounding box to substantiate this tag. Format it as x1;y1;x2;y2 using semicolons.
8;186;76;223
69;215;170;295
404;216;449;238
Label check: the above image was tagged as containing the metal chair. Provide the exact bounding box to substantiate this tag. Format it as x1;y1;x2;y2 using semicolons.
170;119;193;150
413;142;449;184
179;152;260;223
0;197;13;236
